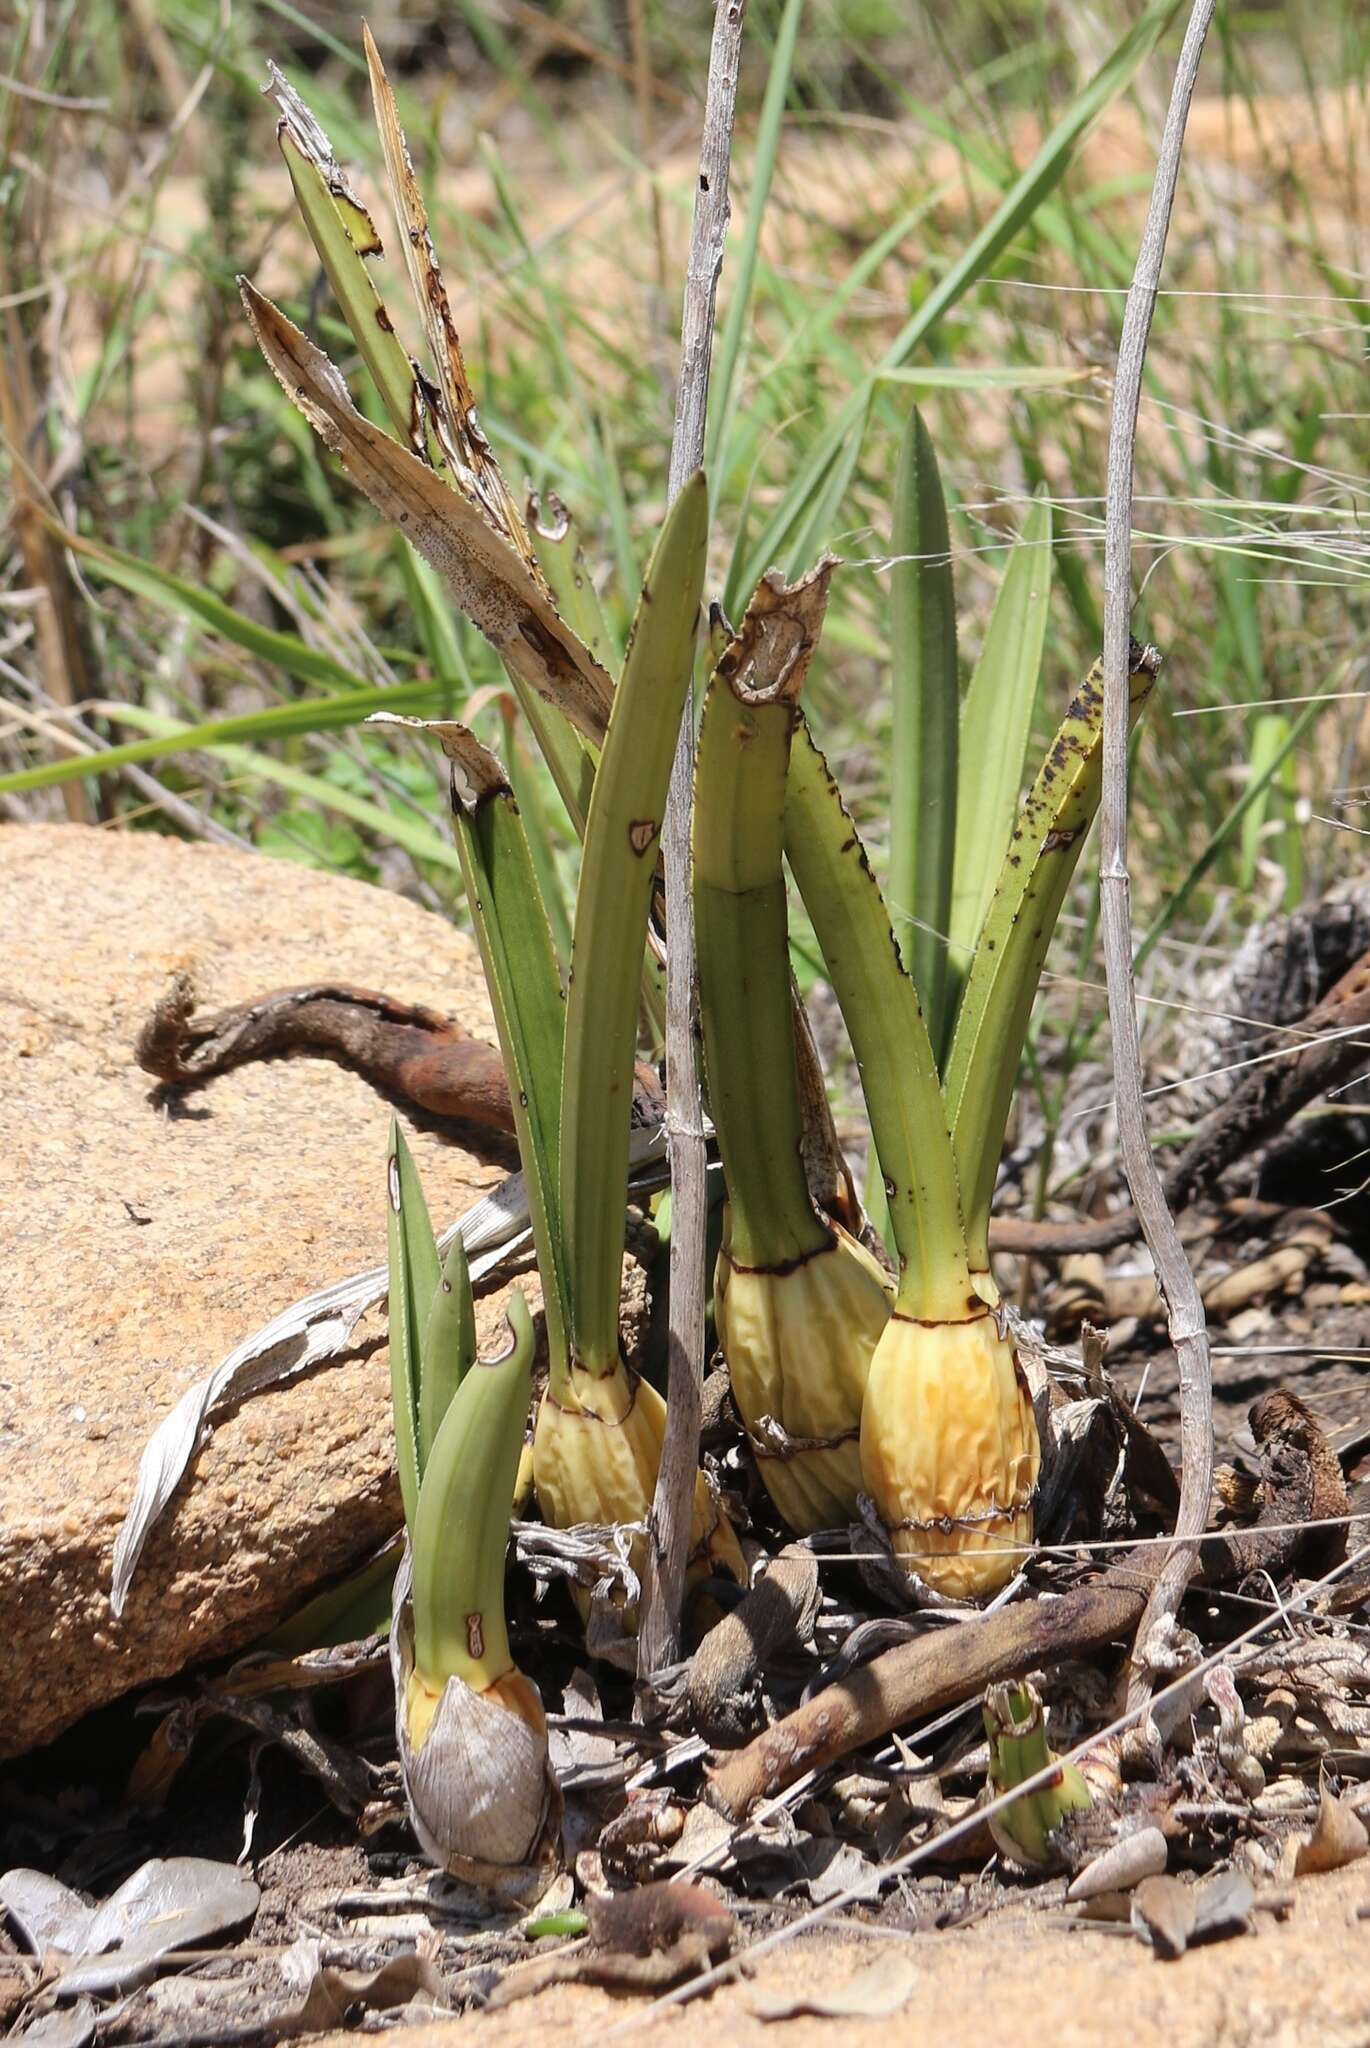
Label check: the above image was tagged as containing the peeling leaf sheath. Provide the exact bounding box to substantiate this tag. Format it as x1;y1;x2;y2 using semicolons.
370;713;571;1375
241;282;614;749
559;473;709;1383
695;568;835;1270
386;1122;442;1529
944;646;1158;1272
784;719;973;1322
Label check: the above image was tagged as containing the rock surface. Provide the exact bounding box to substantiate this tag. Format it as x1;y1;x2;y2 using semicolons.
0;822;523;1757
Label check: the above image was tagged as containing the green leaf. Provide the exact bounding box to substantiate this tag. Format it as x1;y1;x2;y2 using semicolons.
888;407;958;1057
386;1121;442;1531
269;69;434;457
947;490;1053;991
375;715;571;1375
695;567;831;1270
256;808;371;875
412;1291;534;1692
785;717;971;1321
419;1232;478;1471
527;490;617;676
944;646;1158;1270
559;472;709;1375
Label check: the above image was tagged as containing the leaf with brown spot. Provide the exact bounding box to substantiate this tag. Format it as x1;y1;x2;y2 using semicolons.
265;63;434;468
240;281;613;748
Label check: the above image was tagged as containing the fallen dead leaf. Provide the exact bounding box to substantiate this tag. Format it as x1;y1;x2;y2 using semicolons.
1131;1874;1199;1959
1067;1825;1169;1901
751;1952;919;2021
1190;1869;1255;1943
1294;1788;1369;1876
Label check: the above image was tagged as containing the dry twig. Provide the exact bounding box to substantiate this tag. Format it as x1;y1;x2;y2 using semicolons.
1096;0;1219;1710
640;0;748;1674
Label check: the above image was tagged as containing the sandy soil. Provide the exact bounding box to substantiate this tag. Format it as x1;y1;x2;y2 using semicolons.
375;1862;1370;2048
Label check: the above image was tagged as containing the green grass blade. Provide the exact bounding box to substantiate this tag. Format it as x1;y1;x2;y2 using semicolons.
733;0;1181;599
559;472;709;1375
877;366;1094;393
888;406;958;1056
946;490;1053;992
704;0;804;481
1239;713;1301;908
1136;693;1325;971
56;525;380;693
0;699;467;873
375;714;572;1376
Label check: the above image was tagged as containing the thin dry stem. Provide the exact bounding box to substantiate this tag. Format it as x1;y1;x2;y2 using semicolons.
639;0;748;1677
1097;0;1220;1711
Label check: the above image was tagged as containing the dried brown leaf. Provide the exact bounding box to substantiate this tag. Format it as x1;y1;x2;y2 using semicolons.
751;1953;918;2022
241;281;613;746
1294;1787;1369;1876
1130;1873;1198;1959
1066;1824;1169;1901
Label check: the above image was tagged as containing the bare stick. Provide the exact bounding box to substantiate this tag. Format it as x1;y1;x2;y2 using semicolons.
1097;0;1219;1710
639;0;748;1676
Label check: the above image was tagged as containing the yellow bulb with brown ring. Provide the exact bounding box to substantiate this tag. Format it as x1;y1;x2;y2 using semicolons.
859;1305;1039;1599
533;1362;745;1600
715;1214;892;1534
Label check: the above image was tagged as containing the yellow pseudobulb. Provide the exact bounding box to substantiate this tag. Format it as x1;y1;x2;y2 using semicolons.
860;1308;1039;1598
533;1363;745;1605
716;1215;892;1533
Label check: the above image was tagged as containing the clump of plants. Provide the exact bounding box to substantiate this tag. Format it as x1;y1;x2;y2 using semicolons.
248;33;1158;1870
